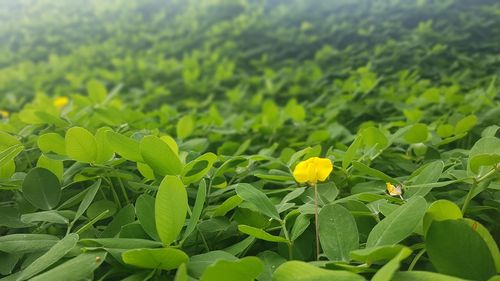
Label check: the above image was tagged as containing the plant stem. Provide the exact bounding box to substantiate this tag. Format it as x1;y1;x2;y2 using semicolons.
281;220;293;260
461;182;477;215
408;248;426;271
462;166;498;214
313;183;320;260
117;177;130;205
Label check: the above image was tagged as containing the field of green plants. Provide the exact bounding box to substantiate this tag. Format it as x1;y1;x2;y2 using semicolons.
0;0;499;280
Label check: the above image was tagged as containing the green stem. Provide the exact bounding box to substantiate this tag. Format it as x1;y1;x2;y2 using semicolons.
313;183;320;260
461;182;477;215
197;226;210;253
408;248;426;271
104;177;122;209
76;210;109;235
462;166;498;214
117;177;130;205
281;220;293;260
476;166;498;182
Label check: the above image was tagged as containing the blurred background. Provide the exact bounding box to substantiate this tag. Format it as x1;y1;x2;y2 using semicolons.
0;0;499;111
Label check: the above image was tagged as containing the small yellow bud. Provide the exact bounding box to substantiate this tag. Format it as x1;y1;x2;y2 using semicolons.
0;110;9;119
54;96;69;109
386;182;403;199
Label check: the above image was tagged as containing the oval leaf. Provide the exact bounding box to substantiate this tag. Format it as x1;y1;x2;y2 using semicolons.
122;247;188;270
65;127;97;163
141;135;182;176
30;252;106;281
155;176;187;246
235;183;280;221
238;225;288;243
366;196;427;248
22;168;61;210
200;256;263;281
426;219;496;281
319;204;359;262
272;261;364;281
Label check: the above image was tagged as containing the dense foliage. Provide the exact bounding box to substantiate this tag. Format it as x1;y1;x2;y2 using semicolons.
0;0;499;280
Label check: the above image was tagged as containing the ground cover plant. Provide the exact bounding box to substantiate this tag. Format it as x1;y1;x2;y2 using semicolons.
0;0;499;280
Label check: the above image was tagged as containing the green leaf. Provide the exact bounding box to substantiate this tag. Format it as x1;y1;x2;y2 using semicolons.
136;194;159;241
467;137;500;176
290;214;310;241
0;234;59;254
423;200;462;234
38;133;66;155
183;180;206;240
174;263;188;281
223;237;255;256
122;248;188;270
463;219;500;272
200;256;263;281
22;168;61;210
37;155;63;181
272;261;364;281
0;131;21;150
437;124;455;138
0;144;23;169
70;179;101;229
342;135;363;169
319;204;359;262
30;251;106;281
79;238;162;249
21;210;68;224
235;183;280;221
426;219;496;281
65;127;97;163
155;175;187;246
469;154;500;174
238;225;288;243
284;99;306;122
404;123;428;143
18;233;79;281
160;135;179;155
99;204;135;238
371;248;412;281
361;127;389;150
350;244;412;264
182;152;217;185
187;251;237;278
462;219;500;272
257;251;287;281
455;114;477;134
140;135;182;176
86;79;107;103
95;127;114;163
0;251;19;276
137;162;155;180
392;271;468;281
406;160;444;197
212;195;243;217
366;196;427;247
177;115;195;140
352;161;399;184
86;199;116;220
0;159;15;178
105;131;143;162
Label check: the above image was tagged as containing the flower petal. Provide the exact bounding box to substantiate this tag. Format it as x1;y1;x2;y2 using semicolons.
293;161;310;183
315;158;333;181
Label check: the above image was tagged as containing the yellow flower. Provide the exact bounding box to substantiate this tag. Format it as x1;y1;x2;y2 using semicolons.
0;110;9;119
293;157;333;185
54;96;69;109
386;182;403;198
